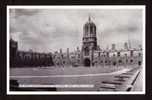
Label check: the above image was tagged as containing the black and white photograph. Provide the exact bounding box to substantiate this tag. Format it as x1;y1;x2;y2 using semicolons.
7;6;145;94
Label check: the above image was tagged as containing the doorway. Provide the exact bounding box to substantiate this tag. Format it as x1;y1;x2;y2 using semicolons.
84;58;91;66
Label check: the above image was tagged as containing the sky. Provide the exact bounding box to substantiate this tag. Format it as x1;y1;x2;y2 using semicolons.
9;8;144;53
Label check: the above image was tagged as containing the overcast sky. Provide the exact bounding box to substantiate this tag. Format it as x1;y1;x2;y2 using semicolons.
9;8;143;53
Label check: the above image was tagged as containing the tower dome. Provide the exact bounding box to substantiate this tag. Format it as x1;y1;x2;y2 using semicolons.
83;16;96;35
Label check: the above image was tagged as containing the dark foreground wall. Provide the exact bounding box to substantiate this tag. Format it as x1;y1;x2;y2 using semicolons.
10;39;54;67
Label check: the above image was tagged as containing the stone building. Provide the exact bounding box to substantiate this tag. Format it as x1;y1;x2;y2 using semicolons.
10;17;143;68
10;39;54;67
10;38;18;67
81;16;98;66
93;47;142;67
52;17;143;67
52;47;81;67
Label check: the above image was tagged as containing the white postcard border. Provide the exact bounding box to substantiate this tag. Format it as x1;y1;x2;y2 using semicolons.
7;5;146;95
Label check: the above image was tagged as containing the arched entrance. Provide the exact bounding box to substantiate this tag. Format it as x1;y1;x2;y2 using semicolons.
84;58;91;66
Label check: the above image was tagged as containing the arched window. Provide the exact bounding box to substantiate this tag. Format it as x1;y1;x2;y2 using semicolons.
107;52;109;57
130;51;134;56
138;61;141;66
117;52;120;57
93;27;96;33
118;60;122;63
125;53;127;57
113;62;116;66
90;26;93;33
98;52;100;57
85;26;89;33
139;53;141;57
84;47;89;56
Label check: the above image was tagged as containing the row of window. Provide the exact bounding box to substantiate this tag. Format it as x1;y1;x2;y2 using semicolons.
84;25;96;33
95;52;142;57
98;59;133;64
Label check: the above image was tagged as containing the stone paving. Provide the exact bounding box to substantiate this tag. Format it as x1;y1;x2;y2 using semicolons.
10;66;143;91
99;66;142;91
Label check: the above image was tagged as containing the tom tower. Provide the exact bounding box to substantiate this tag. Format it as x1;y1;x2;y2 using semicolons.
82;16;97;66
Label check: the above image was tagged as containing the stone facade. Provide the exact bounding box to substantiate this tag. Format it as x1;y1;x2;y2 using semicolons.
52;47;81;67
52;17;143;67
93;48;142;67
10;39;54;67
10;17;143;67
52;46;142;67
82;17;98;66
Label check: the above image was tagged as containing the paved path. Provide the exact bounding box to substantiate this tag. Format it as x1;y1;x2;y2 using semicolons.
10;67;143;91
10;68;130;78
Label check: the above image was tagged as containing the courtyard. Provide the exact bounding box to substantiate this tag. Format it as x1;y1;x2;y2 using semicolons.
10;65;142;91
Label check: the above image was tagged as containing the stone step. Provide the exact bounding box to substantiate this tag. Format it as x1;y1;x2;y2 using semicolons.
99;84;116;91
114;78;126;82
114;75;130;79
121;72;134;75
102;81;123;85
